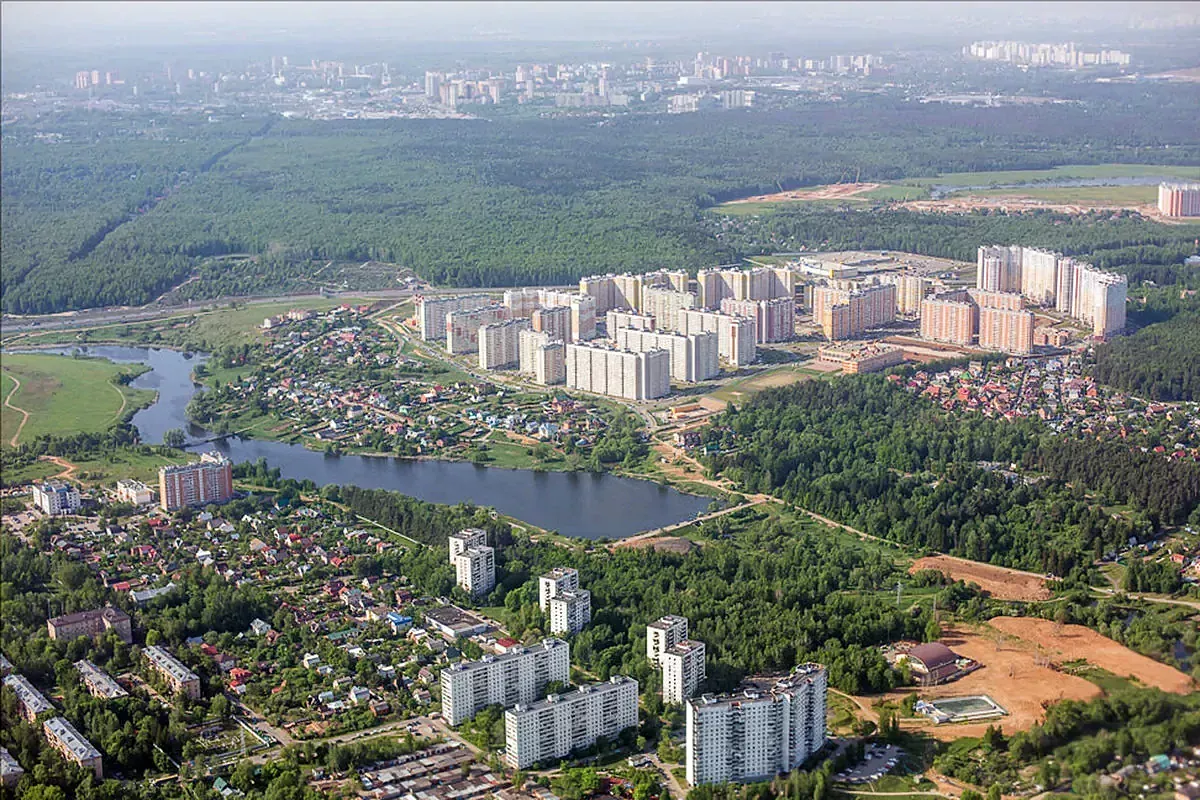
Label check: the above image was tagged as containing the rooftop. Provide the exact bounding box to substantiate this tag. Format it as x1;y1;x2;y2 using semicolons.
648;614;688;630
510;676;636;714
48;606;130;628
907;642;959;670
424;605;488;632
541;567;578;581
447;638;568;674
3;674;54;715
74;659;128;699
665;639;705;656
143;645;200;683
43;716;101;761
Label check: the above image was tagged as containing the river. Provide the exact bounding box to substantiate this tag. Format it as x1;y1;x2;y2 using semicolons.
22;345;711;540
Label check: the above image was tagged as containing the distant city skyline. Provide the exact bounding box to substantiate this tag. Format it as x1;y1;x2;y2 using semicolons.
3;1;1196;53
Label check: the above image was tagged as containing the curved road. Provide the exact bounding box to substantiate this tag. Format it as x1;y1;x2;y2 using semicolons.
3;373;30;446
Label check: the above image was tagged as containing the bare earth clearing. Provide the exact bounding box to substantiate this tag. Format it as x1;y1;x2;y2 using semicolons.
987;616;1195;694
724;183;882;204
910;555;1052;601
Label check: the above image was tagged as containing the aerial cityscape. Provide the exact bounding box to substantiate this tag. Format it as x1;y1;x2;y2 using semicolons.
1;2;1199;800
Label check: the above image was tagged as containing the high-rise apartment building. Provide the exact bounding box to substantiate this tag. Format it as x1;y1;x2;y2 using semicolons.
440;638;570;725
643;287;698;332
448;528;488;562
479;318;532;370
540;291;598;341
811;284;896;341
446;305;511;354
539;567;580;611
719;297;795;343
564;343;671;400
143;645;201;700
504;288;543;318
158;452;233;511
647;615;689;666
675;310;757;367
697;267;794;309
975;245;1024;294
920;294;978;346
43;717;102;779
614;328;719;383
549;589;592;635
685;664;827;786
505;677;640;769
520;328;552;371
1158;183;1200;217
580;270;689;314
416;294;490;340
978;307;1034;355
453;546;495;597
606;309;656;333
424;71;443;99
1056;260;1127;337
662;640;706;705
880;273;930;316
532;306;573;341
519;330;566;385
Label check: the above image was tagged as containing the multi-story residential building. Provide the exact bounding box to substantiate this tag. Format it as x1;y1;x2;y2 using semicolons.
440;638;570;725
1056;260;1127;338
47;607;132;644
159;452;233;511
976;245;1024;294
538;567;580;611
564;343;671;400
448;528;487;562
446;305;511;354
43;717;103;779
662;639;706;705
454;546;496;597
1158;182;1200;217
1019;247;1060;306
74;659;128;699
416;294;491;340
811;284;896;341
32;482;81;515
532;306;573;341
479;318;532;370
647;615;689;666
580;273;643;314
968;288;1024;311
505;676;640;769
697;267;794;308
115;479;155;506
0;747;23;788
675;310;757;367
504;288;543;318
920;293;978;346
605;309;656;333
614;328;719;382
978;307;1034;355
643;287;698;331
143;645;201;700
880;273;930;316
518;330;567;385
4;674;54;721
549;589;592;635
539;291;597;341
686;664;827;786
719;297;795;343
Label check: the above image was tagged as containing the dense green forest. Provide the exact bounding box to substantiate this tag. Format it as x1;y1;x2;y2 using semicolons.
4;94;1200;313
702;376;1200;576
1095;310;1200;401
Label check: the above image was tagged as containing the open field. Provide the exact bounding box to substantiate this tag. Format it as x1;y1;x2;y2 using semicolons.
706;365;826;405
881;624;1102;740
987;616;1196;695
909;555;1052;601
0;353;155;447
945;184;1159;207
897;163;1200;188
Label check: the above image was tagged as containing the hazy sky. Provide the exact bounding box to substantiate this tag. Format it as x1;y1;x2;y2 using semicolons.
3;1;1193;52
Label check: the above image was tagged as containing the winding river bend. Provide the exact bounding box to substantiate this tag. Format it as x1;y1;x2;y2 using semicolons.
26;345;709;540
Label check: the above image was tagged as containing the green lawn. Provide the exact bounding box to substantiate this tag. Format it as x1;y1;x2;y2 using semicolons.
0;352;155;446
858;184;932;202
707;365;828;405
899;163;1200;188
948;184;1159;206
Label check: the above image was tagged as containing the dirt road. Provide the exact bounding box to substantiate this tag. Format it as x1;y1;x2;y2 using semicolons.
4;373;30;446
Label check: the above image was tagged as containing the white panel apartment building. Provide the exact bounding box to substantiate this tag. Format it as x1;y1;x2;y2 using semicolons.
662;639;706;705
479;318;532;370
686;664;828;786
614;328;719;383
539;567;580;610
676;310;757;367
539;290;597;341
549;589;592;635
417;294;491;340
698;267;794;309
440;638;570;725
532;306;573;342
519;330;567;385
505;676;640;769
1057;259;1127;337
448;528;488;562
32;482;82;516
643;287;698;331
647;615;689;666
565;343;671;401
504;288;543;318
446;305;512;354
454;546;495;597
606;309;656;333
719;297;795;343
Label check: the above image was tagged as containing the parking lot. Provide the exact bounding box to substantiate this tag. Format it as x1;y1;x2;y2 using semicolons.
837;743;904;784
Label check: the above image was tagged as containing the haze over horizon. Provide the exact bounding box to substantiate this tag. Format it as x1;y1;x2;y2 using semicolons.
3;0;1195;54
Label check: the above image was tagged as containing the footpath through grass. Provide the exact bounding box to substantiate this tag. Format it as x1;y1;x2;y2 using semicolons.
0;352;154;446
